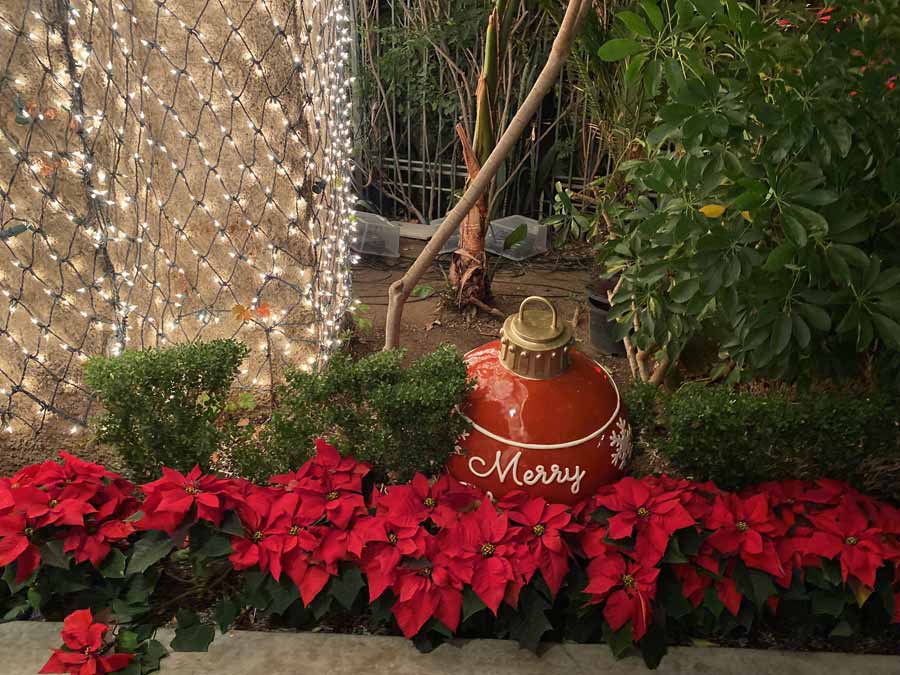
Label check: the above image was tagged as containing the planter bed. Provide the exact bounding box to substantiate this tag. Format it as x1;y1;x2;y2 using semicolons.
0;443;898;673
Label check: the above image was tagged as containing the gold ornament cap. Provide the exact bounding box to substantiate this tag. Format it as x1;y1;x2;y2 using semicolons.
499;296;573;379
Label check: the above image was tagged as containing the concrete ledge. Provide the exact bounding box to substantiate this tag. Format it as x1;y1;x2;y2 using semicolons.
1;621;897;674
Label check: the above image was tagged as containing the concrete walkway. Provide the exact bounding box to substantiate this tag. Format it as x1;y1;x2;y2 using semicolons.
1;621;897;675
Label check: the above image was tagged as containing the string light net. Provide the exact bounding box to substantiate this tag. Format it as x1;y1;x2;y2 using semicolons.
0;0;355;436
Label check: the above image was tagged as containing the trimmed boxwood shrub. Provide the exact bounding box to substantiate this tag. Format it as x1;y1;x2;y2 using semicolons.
625;383;900;501
84;339;249;480
230;345;472;483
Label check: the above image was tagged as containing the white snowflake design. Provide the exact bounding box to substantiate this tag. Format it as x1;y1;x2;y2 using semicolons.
609;417;633;469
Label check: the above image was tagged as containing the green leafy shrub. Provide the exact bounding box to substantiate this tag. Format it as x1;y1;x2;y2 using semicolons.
84;339;249;480
632;382;900;501
230;346;472;482
597;0;900;385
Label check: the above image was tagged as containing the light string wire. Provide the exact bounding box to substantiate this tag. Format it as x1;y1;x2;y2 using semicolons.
0;0;356;436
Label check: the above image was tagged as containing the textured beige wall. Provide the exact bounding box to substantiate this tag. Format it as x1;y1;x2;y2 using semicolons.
0;0;352;435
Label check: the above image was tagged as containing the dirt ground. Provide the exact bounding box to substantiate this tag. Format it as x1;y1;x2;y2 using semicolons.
0;238;633;476
351;239;631;370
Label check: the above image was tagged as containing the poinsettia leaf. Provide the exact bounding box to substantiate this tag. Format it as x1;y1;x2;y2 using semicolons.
40;540;70;569
602;621;634;658
266;577;300;615
675;527;701;556
198;533;232;558
3;562;31;592
218;511;244;537
639;622;667;669
139;639;168;673
171;609;215;652
507;587;552;653
811;589;846;617
702;586;725;617
829;620;854;637
117;630;140;652
213;597;239;633
309;589;334;619
590;506;616;525
330;565;364;610
462;586;487;623
1;602;28;621
662;535;688;563
658;572;693;620
412;618;453;653
127;532;175;575
100;548;127;578
26;587;42;610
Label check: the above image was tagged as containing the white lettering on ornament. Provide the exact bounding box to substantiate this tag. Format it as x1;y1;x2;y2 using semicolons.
468;450;587;495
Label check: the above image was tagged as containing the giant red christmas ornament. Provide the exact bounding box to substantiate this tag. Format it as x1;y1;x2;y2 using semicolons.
448;296;631;505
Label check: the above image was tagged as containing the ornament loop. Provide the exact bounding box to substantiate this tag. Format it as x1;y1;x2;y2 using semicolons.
517;296;558;331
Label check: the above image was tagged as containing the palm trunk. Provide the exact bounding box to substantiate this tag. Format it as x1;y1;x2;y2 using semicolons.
449;0;503;305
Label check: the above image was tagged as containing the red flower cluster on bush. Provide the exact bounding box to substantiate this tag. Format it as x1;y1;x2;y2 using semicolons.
40;609;132;675
0;453;138;581
2;442;900;663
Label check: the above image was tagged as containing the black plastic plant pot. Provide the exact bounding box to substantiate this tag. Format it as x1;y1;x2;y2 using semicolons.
587;289;626;356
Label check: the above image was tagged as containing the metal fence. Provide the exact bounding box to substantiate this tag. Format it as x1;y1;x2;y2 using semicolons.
350;0;612;224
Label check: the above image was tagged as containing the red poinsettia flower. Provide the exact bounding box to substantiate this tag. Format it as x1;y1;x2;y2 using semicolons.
271;439;369;495
286;526;351;605
64;517;135;567
594;477;695;565
502;494;577;596
391;538;465;638
750;480;812;529
140;466;235;534
442;501;523;614
289;479;367;530
0;481;14;515
680;480;722;523
773;526;820;588
40;609;132;675
229;490;289;580
580;524;611;559
0;512;42;582
806;495;887;587
672;563;709;607
13;485;95;528
32;453;121;493
272;442;369;530
801;479;849;507
584;551;659;640
705;494;784;578
672;558;743;615
351;514;428;601
374;473;478;529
